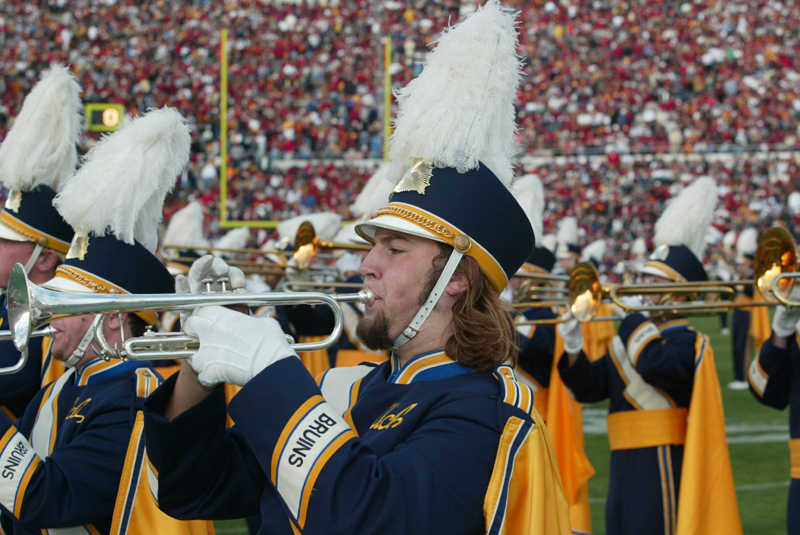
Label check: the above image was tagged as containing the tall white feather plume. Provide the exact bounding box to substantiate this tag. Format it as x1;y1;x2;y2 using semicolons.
541;234;557;253
277;212;343;243
387;0;521;188
653;177;718;260
557;217;578;247
351;163;395;218
0;65;83;193
722;230;737;249
581;239;607;263
213;227;251;257
162;201;210;250
334;223;369;244
631;236;648;257
513;174;545;242
54;107;190;253
736;228;758;258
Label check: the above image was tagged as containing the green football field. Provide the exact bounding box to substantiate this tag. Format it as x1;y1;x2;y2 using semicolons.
212;314;792;534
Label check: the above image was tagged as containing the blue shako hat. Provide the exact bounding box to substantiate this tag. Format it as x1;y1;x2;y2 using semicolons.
0;66;83;256
638;177;718;283
363;163;534;294
356;1;533;295
42;107;191;325
0;186;74;254
524;247;556;273
641;244;708;283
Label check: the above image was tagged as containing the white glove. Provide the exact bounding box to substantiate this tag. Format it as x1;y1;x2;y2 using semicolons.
771;305;800;338
175;255;246;325
183;306;298;387
616;295;649;319
557;312;584;355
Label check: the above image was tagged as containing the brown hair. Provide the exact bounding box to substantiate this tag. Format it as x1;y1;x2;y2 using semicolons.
423;243;519;371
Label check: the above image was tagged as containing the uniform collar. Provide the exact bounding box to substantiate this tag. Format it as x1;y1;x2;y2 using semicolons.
74;357;144;387
387;349;472;384
658;318;691;334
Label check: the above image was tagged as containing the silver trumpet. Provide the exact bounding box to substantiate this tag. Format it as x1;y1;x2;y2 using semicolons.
0;326;57;376
6;263;373;366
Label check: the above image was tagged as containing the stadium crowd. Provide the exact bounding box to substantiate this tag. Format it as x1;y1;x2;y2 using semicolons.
1;0;799;270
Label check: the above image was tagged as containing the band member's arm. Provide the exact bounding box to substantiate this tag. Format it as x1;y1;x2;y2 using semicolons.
146;357;508;534
145;374;267;521
0;397;138;528
748;334;793;408
557;350;611;403
619;314;695;390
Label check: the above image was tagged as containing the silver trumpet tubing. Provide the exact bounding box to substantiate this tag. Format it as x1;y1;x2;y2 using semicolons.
6;263;374;363
0;326;57;376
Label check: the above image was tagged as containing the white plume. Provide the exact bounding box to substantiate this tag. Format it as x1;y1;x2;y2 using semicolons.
351;163;395;218
277;212;342;243
722;230;737;249
557;217;578;247
581;239;607;263
0;65;83;193
54;107;190;253
541;233;557;253
631;236;648;257
213;227;251;256
789;191;800;215
513;174;545;242
736;228;758;258
653;177;718;260
386;0;522;188
162;201;209;250
334;223;369;244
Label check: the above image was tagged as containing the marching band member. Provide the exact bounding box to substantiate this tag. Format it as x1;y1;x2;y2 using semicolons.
0;66;81;414
0;108;211;534
748;246;800;534
729;228;769;390
144;3;569;533
558;177;741;535
514;174;594;534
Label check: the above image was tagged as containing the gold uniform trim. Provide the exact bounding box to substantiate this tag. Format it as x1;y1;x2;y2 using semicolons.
607;408;687;451
54;266;158;325
0;210;71;254
791;438;800;479
375;202;507;293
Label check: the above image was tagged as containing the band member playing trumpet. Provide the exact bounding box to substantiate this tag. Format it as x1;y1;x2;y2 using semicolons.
558;178;741;535
0;108;211;534
0;67;80;416
143;4;570;533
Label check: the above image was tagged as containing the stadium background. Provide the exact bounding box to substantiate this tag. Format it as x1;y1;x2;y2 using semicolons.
1;0;799;532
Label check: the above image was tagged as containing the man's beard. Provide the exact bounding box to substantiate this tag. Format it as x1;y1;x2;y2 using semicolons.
356;308;394;350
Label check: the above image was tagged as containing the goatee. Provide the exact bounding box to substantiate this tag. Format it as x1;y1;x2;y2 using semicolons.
356;308;394;350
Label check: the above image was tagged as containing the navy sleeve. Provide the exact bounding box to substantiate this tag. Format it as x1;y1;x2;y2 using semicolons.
748;335;792;409
619;314;695;391
0;396;137;528
143;374;269;521
0;335;44;420
558;350;611;403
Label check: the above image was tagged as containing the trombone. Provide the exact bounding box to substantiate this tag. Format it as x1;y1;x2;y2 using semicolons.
5;263;373;367
293;221;371;269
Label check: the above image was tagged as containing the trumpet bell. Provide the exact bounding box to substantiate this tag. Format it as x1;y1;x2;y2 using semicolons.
568;263;603;323
754;227;798;304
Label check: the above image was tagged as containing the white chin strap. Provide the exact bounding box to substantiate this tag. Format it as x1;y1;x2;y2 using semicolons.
64;318;98;368
23;244;44;274
391;248;464;350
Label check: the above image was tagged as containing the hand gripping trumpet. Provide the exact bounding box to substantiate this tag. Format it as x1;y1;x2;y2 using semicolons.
5;263;374;364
